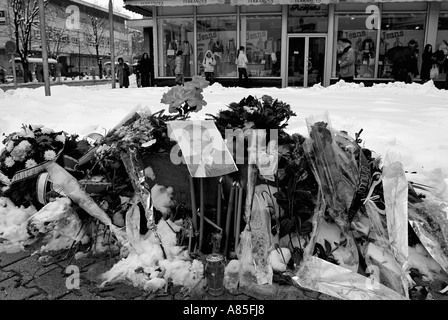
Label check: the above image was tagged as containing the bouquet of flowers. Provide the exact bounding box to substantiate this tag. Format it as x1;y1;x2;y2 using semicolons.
207;94;296;137
160;75;209;119
0;125;66;185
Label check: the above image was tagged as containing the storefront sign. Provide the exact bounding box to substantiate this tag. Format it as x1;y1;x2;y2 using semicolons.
125;0;225;6
289;4;329;16
230;0;337;5
0;10;6;26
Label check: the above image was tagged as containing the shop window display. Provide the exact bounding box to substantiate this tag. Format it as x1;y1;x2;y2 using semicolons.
157;18;194;77
333;14;378;79
379;13;426;79
241;15;281;78
196;17;237;77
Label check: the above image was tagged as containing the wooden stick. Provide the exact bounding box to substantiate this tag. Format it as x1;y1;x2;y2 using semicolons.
199;178;205;253
194;209;223;232
217;177;223;228
189;176;198;232
224;182;236;257
235;185;244;251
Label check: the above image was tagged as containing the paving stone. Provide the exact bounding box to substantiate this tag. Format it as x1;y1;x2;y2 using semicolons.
275;285;311;300
0;275;40;300
303;289;320;299
317;293;340;300
82;258;119;285
95;282;144;300
239;282;279;300
0;269;15;283
27;294;48;300
0;251;31;267
29;267;73;300
3;255;61;285
60;292;117;300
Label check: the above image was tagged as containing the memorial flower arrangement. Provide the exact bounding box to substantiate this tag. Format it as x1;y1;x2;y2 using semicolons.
0;125;66;185
160;75;209;119
207;94;296;135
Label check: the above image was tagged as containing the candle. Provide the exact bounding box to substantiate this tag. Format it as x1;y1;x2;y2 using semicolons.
217;177;222;228
199;178;205;253
235;185;244;251
224;182;236;257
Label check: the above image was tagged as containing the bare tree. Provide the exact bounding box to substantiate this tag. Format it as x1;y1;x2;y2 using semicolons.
130;29;144;60
10;0;48;82
86;15;107;78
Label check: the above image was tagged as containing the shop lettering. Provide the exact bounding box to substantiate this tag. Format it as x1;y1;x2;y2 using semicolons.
247;31;267;40
248;0;274;3
382;31;404;40
346;31;366;40
136;0;164;5
290;4;322;13
183;0;207;4
198;32;217;42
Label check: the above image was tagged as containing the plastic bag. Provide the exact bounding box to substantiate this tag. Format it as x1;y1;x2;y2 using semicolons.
430;64;439;80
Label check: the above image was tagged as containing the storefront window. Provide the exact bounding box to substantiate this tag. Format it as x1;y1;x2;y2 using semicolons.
196;16;237;77
379;13;426;79
333;14;378;79
287;4;328;33
436;13;448;77
240;15;281;77
157;17;194;77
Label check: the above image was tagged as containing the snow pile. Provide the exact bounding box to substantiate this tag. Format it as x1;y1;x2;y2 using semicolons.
269;247;291;272
224;259;240;292
0;197;37;253
100;218;204;292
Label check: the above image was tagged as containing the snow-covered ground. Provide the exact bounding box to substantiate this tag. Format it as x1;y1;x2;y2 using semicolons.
1;76;448;201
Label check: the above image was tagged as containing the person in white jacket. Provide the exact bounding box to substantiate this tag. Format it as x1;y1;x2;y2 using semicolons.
235;46;249;87
202;50;216;84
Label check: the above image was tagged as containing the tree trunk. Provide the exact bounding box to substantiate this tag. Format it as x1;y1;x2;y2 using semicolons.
96;45;103;79
22;61;30;83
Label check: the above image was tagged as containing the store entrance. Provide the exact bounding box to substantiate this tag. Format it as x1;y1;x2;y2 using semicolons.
287;35;326;87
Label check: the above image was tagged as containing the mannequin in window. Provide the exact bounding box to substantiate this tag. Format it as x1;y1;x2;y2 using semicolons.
362;38;375;64
212;39;224;76
167;36;178;76
181;40;193;77
264;36;277;70
227;39;237;65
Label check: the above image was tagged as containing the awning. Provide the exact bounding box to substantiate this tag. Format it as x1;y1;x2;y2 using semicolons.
125;0;225;6
230;0;337;4
11;57;58;64
346;0;441;2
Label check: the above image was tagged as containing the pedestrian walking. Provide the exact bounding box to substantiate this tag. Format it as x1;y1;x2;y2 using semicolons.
337;38;355;82
140;52;152;87
117;57;130;88
202;50;216;84
421;44;436;83
235;46;248;87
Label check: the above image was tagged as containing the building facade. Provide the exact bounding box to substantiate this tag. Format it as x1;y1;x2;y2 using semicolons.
0;0;131;80
124;0;448;88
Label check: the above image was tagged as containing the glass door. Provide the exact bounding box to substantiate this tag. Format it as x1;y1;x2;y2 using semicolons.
287;36;326;87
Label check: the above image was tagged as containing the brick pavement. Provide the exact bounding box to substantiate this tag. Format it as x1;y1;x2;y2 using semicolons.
0;241;338;301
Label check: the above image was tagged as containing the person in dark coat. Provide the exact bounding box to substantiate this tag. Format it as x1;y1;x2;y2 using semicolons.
386;40;419;83
421;44;435;83
117;57;130;88
140;53;151;87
